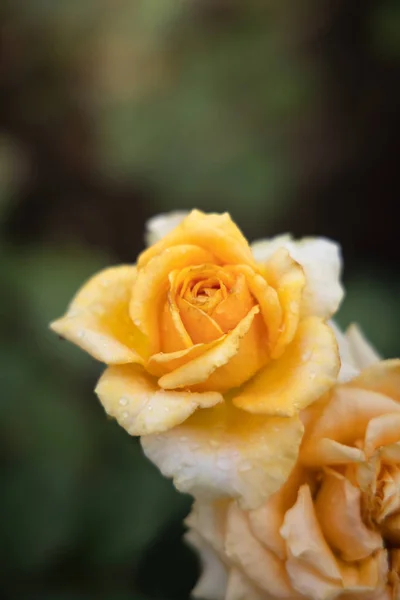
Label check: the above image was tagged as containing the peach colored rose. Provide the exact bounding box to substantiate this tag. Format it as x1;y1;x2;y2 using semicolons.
51;210;341;508
186;357;400;599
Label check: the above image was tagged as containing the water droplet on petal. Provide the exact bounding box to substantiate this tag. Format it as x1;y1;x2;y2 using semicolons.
119;397;128;406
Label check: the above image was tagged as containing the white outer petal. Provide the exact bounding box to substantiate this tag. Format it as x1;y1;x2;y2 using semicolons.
225;568;267;600
141;411;303;510
346;323;381;370
329;320;381;383
186;501;227;556
145;211;188;246
329;320;360;383
185;530;228;600
251;235;344;319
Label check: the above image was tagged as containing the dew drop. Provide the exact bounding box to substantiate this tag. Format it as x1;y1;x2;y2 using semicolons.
77;330;85;339
119;397;128;406
121;411;129;420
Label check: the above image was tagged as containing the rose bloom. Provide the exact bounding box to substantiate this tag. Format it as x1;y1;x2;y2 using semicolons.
186;334;400;600
51;210;342;508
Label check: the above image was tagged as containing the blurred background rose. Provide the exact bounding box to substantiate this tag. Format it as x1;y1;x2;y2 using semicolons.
0;1;399;599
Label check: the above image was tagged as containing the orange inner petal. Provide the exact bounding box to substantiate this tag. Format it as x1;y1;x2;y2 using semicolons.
144;253;306;386
176;296;224;344
211;273;256;333
162;263;261;351
130;245;216;354
160;293;192;353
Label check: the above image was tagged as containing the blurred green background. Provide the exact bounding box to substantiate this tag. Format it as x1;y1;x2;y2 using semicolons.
0;1;399;598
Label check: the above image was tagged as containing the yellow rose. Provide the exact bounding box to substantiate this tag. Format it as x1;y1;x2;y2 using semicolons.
51;210;341;508
186;355;400;599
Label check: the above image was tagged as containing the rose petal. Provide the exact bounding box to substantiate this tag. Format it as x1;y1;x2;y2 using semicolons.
251;235;292;263
51;265;146;364
338;550;390;595
225;568;266;600
301;386;400;460
225;502;294;597
185;501;228;556
248;466;305;560
380;442;400;463
301;438;365;467
349;360;400;404
251;235;344;319
158;306;267;392
315;469;383;561
380;468;400;521
281;484;341;581
160;292;193;352
147;339;222;378
145;211;188;246
364;413;400;457
95;364;222;436
141;402;304;510
263;248;305;359
130;244;216;353
177;297;224;344
185;530;228;600
285;561;342;600
329;320;360;383
232;265;282;352
211;274;256;333
383;513;400;544
234;317;339;416
346;323;381;370
139;210;255;269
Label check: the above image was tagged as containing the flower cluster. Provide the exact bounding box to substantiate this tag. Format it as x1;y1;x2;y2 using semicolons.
51;211;399;598
186;351;400;599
